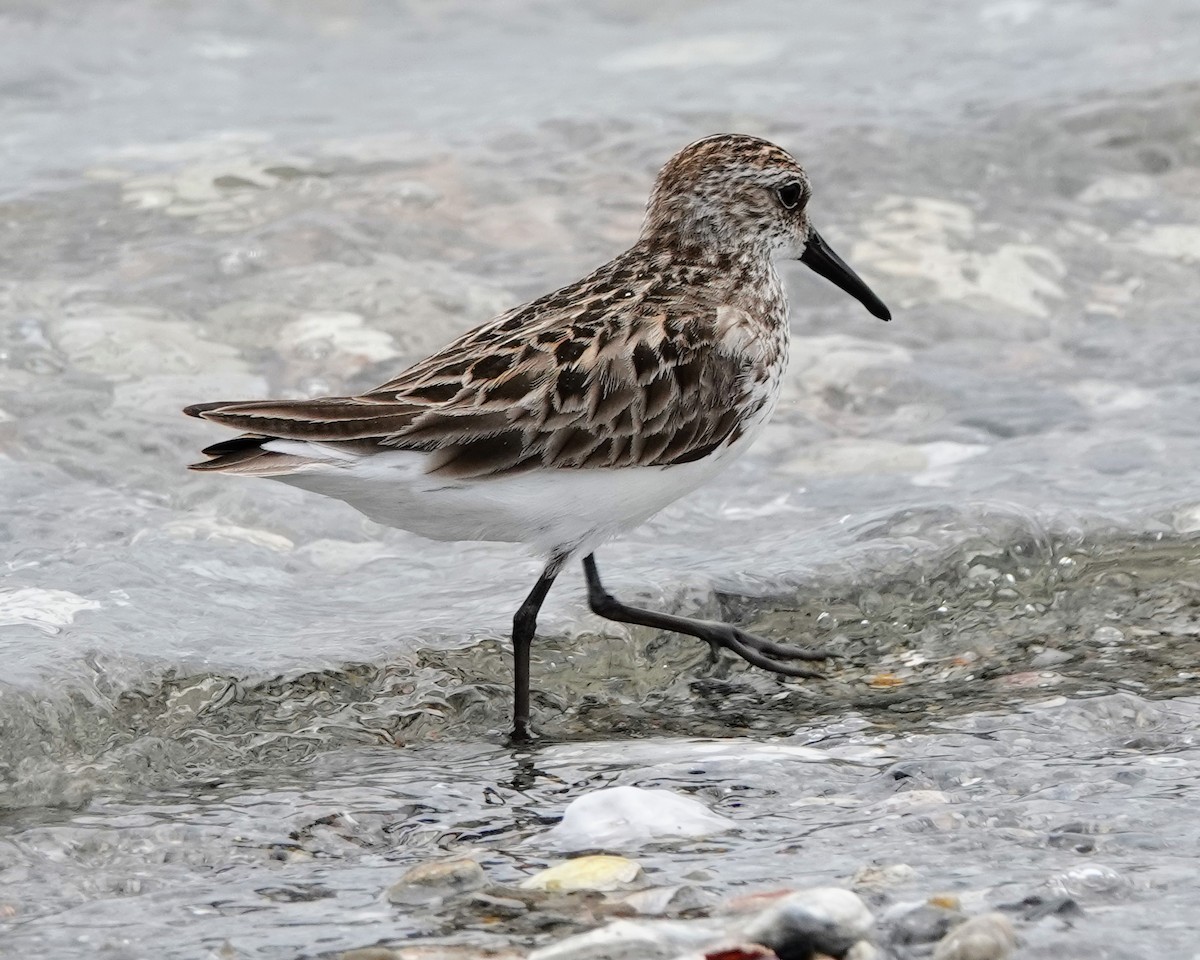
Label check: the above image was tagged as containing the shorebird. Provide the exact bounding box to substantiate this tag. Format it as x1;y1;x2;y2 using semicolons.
185;134;890;740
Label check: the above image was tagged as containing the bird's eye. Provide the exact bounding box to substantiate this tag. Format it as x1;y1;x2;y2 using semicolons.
777;183;804;210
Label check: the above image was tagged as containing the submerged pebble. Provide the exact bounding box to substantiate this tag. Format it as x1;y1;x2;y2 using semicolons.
740;888;873;959
527;886;872;960
850;863;917;890
881;900;967;947
699;947;777;960
471;891;532;920
520;855;645;893
528;917;722;960
931;913;1017;960
386;857;487;905
613;884;709;916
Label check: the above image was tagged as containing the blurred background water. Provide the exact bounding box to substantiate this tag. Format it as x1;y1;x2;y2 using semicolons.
2;0;1200;957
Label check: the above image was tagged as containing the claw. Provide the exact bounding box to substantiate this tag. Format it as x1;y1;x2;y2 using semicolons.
699;625;827;679
718;630;825;678
731;628;834;662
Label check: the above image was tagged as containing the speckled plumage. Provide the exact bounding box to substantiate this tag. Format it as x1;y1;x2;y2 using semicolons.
185;134;890;739
187;135;806;486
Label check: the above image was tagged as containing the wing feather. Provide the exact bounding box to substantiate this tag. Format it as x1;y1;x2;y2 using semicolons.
187;258;775;478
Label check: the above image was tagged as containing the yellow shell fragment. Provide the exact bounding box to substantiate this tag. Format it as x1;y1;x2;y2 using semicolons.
518;855;644;893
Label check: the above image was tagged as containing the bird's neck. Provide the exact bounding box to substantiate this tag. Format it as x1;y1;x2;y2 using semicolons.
623;238;785;310
638;213;776;260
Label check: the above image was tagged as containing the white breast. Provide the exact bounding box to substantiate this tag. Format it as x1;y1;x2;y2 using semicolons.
262;419;772;558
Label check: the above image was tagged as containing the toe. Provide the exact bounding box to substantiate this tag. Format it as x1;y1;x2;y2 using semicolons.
733;628;834;662
718;629;826;679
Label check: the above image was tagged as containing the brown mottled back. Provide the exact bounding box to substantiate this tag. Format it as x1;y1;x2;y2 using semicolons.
186;134;807;479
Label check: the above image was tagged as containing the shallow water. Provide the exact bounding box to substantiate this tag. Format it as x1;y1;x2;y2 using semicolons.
6;694;1200;957
2;0;1200;956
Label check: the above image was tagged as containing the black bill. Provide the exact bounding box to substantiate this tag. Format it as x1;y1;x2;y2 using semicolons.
800;228;891;321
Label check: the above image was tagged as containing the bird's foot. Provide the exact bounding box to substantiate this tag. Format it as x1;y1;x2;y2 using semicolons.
697;621;835;678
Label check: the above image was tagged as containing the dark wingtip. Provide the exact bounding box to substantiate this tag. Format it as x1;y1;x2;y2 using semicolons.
183;401;228;419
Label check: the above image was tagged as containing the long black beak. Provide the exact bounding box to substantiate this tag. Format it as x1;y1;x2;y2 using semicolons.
800;228;891;321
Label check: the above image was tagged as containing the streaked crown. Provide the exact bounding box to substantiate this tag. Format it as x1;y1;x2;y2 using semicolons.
641;134;812;257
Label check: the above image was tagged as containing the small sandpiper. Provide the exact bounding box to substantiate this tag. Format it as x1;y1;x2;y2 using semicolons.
185;134;890;741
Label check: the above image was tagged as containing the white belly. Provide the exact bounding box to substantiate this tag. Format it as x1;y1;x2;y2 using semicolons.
263;419;768;557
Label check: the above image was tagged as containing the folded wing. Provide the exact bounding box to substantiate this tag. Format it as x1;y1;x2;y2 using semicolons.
187;293;765;479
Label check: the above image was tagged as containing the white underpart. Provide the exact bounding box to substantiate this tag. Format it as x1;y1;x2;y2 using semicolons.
262;407;773;558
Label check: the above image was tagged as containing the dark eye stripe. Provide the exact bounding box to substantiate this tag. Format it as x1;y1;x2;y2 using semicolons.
777;183;804;209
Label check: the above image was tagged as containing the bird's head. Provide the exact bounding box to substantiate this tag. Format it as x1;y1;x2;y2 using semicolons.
642;134;890;320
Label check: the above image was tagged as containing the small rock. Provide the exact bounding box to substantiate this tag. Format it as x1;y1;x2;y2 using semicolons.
704;946;778;960
1089;626;1125;647
466;891;529;919
932;913;1017;960
528;917;721;960
880;790;951;813
521;855;644;893
546;786;736;848
851;863;917;890
386;857;486;905
882;901;966;947
740;888;873;960
530;887;871;960
719;889;795;915
1030;649;1073;668
1007;894;1082;921
608;884;709;916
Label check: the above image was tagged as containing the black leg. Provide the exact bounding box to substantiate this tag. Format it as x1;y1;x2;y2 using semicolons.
581;553;831;678
510;553;567;742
